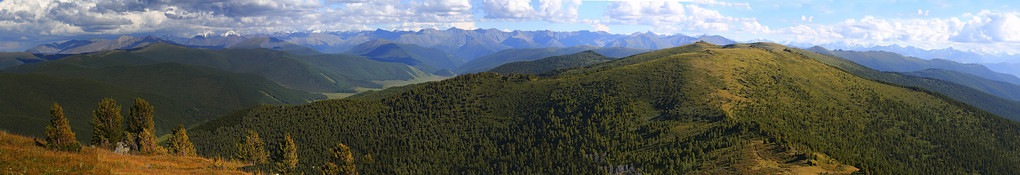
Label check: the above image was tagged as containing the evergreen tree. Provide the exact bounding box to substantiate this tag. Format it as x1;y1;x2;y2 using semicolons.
137;129;157;155
236;130;268;164
45;102;81;152
168;125;196;156
320;143;356;175
127;98;154;134
274;133;299;174
90;98;123;149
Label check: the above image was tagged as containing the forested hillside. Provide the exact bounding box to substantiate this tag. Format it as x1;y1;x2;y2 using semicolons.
190;42;1020;174
0;61;324;141
905;68;1020;101
488;50;615;74
455;46;649;74
5;43;429;93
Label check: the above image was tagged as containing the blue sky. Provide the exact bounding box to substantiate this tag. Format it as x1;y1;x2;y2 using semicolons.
1;0;1019;59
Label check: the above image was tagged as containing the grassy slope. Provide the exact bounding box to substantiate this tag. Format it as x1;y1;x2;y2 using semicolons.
0;131;246;174
190;42;1020;174
488;50;616;74
798;45;1020;121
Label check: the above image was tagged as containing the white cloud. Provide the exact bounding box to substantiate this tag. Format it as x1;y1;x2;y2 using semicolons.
584;0;749;9
776;16;965;47
602;1;757;33
951;11;1020;43
592;23;609;32
480;0;582;23
0;0;476;39
801;15;813;22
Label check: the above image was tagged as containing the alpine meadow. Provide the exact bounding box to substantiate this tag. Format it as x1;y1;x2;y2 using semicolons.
2;0;1020;174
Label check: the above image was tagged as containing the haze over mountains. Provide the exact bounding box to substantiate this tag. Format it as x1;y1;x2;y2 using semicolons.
26;29;734;60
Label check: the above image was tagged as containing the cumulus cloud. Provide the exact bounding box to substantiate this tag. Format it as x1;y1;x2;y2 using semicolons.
602;1;757;33
481;0;582;23
950;11;1020;43
0;0;477;40
775;16;966;46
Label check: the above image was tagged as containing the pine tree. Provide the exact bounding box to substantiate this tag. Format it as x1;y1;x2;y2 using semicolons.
138;129;157;155
90;98;124;149
168;125;196;156
320;143;356;175
127;98;154;134
45;102;81;152
274;133;299;174
236;130;268;164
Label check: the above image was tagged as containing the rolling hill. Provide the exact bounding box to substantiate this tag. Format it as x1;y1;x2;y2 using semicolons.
488;50;616;74
0;52;46;69
7;43;429;93
27;36;176;55
189;42;1020;174
347;39;466;73
903;69;1020;101
455;46;650;74
809;47;1020;85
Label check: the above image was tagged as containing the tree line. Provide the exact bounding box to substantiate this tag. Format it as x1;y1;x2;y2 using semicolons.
43;97;195;156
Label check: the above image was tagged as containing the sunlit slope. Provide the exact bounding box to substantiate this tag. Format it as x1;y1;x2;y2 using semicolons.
0;131;246;174
190;42;1020;174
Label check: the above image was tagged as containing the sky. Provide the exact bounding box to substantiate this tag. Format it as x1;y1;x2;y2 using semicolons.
1;0;1019;58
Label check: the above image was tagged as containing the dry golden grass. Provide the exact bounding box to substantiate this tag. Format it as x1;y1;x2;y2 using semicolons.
0;131;247;174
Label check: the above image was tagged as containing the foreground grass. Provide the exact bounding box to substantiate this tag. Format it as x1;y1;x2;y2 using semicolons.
0;131;246;174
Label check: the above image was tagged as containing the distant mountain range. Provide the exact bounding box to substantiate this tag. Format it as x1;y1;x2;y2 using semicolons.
26;29;735;61
809;47;1020;85
793;42;1020;78
808;46;1020;104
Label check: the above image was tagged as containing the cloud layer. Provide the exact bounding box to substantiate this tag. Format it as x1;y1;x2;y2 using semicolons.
1;0;1019;56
